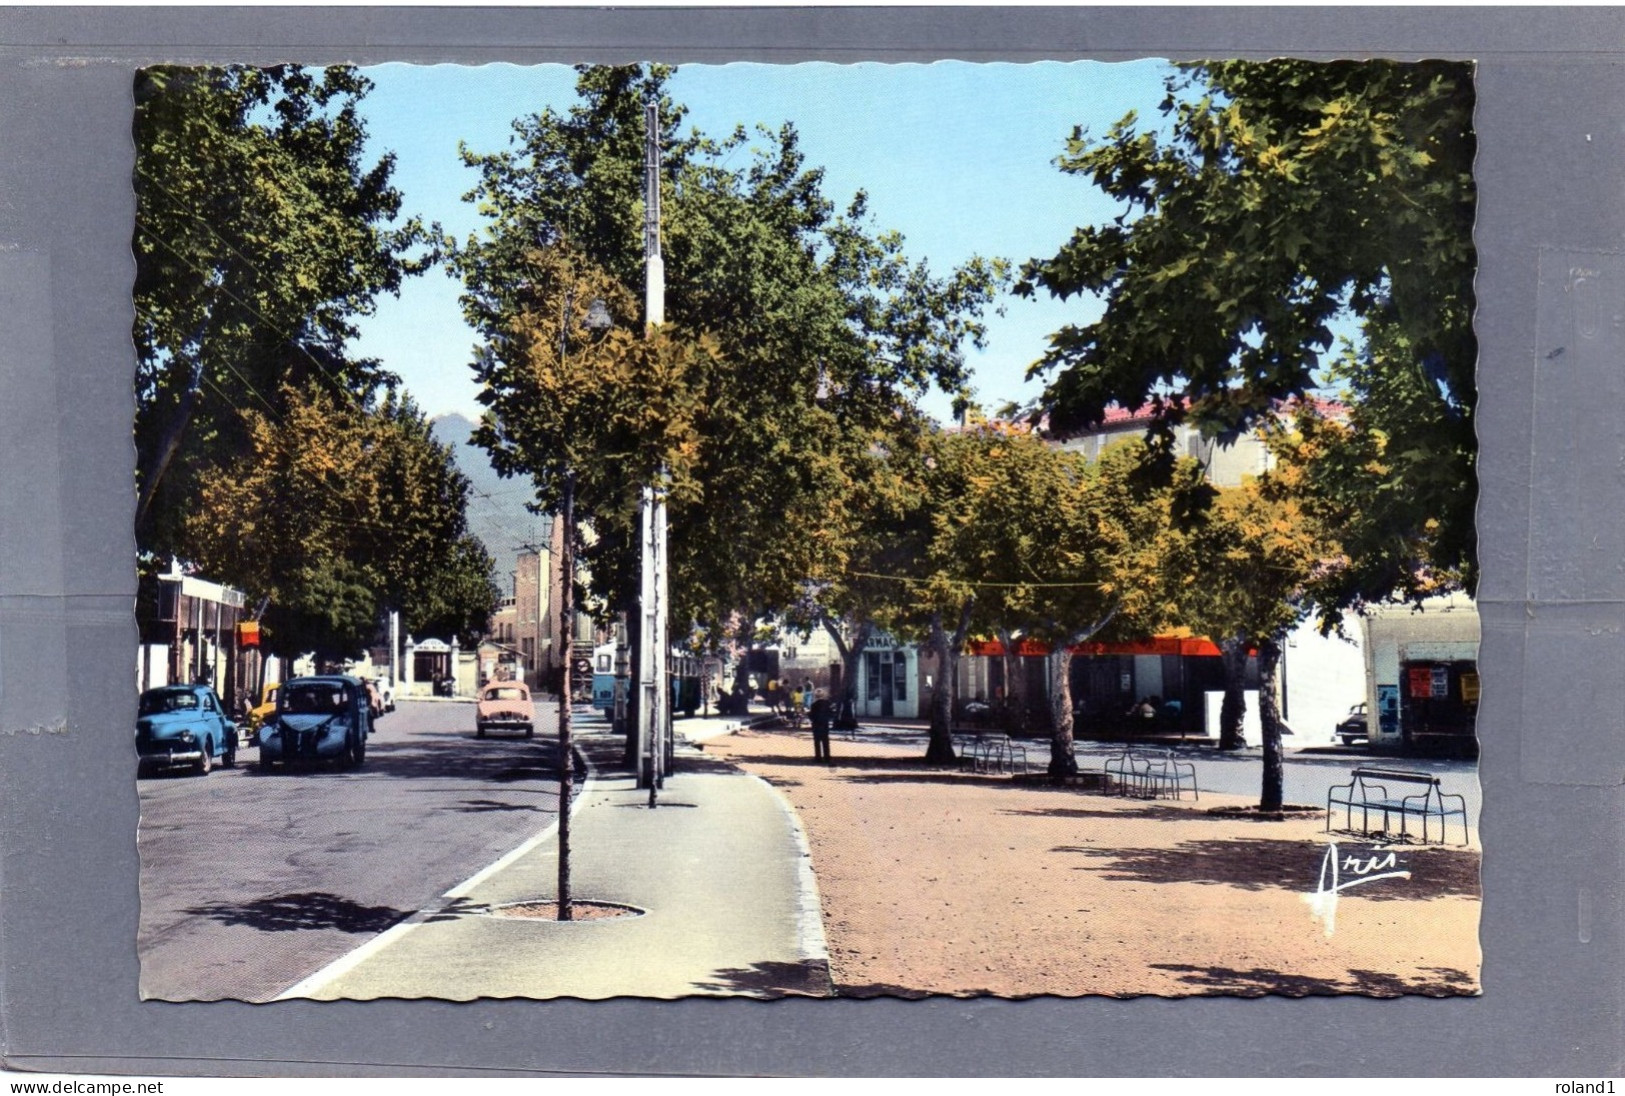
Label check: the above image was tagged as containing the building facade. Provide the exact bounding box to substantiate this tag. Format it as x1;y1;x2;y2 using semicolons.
1361;592;1480;755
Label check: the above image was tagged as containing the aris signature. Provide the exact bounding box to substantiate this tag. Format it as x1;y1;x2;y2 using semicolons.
1303;842;1411;937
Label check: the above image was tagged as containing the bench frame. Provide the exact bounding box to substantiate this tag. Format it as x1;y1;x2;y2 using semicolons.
1326;767;1469;846
953;731;1029;775
1101;748;1199;800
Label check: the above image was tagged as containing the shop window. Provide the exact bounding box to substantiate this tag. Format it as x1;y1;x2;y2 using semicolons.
894;650;908;701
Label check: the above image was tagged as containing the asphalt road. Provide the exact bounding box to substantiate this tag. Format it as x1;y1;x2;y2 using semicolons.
137;697;568;1002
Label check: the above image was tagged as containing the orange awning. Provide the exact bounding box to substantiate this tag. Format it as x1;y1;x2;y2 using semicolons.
967;635;1224;658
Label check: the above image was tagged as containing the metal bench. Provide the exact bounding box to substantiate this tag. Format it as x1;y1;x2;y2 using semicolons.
1326;767;1470;846
954;732;1029;775
1140;748;1199;800
1102;749;1198;799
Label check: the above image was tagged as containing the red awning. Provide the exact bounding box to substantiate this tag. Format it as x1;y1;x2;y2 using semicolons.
966;635;1224;658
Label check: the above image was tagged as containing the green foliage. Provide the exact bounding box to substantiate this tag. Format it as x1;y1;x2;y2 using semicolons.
184;383;499;659
1167;470;1329;650
133;65;435;559
1019;60;1476;605
452;64;1007;638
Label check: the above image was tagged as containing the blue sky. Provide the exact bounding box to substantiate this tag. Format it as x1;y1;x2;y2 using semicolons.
350;59;1178;424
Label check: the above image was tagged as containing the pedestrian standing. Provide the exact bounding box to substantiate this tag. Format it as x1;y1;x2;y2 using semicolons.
766;677;781;715
809;688;833;763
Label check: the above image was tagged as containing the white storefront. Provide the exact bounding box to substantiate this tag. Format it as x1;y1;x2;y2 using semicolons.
1362;593;1480;752
852;637;920;721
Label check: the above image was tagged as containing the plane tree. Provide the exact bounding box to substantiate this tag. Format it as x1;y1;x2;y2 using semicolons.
134;64;434;561
451;64;1006;651
183;383;498;662
1162;451;1335;808
133;64;499;661
945;432;1198;775
1018;59;1476;612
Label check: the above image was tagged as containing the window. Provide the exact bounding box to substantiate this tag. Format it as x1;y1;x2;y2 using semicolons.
864;651;881;701
894;650;908;701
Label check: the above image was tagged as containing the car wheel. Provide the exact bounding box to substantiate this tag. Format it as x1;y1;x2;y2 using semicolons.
341;731;363;770
524;723;534;738
476;724;486;738
194;740;212;776
223;733;237;769
257;755;276;772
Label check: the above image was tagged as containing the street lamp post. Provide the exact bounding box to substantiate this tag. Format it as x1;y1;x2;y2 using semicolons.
639;100;670;805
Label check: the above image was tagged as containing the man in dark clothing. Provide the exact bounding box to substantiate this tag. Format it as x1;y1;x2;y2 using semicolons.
809;687;834;763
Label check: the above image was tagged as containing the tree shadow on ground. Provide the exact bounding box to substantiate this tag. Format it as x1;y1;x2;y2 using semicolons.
1054;837;1480;899
1148;962;1478;997
720;751;934;773
452;798;548;814
248;739;561;783
692;959;835;997
1003;804;1194;823
183;891;411;933
419;896;492;924
675;752;744;776
834;981;933;999
1057;837;1349;893
840;771;1030;788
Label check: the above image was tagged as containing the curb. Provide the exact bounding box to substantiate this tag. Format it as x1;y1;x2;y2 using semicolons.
748;773;835;996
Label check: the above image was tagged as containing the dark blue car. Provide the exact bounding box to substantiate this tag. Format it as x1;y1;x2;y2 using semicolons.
257;675;372;771
136;684;239;776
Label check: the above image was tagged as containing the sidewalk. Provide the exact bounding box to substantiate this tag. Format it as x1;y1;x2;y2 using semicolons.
282;709;831;1000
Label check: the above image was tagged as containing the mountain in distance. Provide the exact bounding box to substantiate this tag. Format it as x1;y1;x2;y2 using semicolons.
430;412;552;597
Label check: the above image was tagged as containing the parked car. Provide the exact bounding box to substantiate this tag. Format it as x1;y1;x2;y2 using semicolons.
137;683;238;776
363;678;386;721
246;682;280;736
476;680;535;738
1336;701;1370;746
257;675;372;770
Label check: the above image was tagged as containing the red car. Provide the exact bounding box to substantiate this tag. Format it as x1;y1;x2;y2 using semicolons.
476;680;535;738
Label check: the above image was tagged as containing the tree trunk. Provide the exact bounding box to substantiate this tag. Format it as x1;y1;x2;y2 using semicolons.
135;328;209;534
557;472;575;921
823;616;871;728
1046;646;1078;777
996;625;1022;733
1218;635;1250;751
924;613;958;765
1256;635;1286;812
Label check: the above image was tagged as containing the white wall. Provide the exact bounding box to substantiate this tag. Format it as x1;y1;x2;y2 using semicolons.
1281;622;1367;746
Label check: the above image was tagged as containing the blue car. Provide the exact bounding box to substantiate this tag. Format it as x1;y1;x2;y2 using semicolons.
136;684;239;776
257;675;372;771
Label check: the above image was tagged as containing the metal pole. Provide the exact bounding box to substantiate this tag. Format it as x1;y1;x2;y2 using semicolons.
642;99;667;804
640;484;658;803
